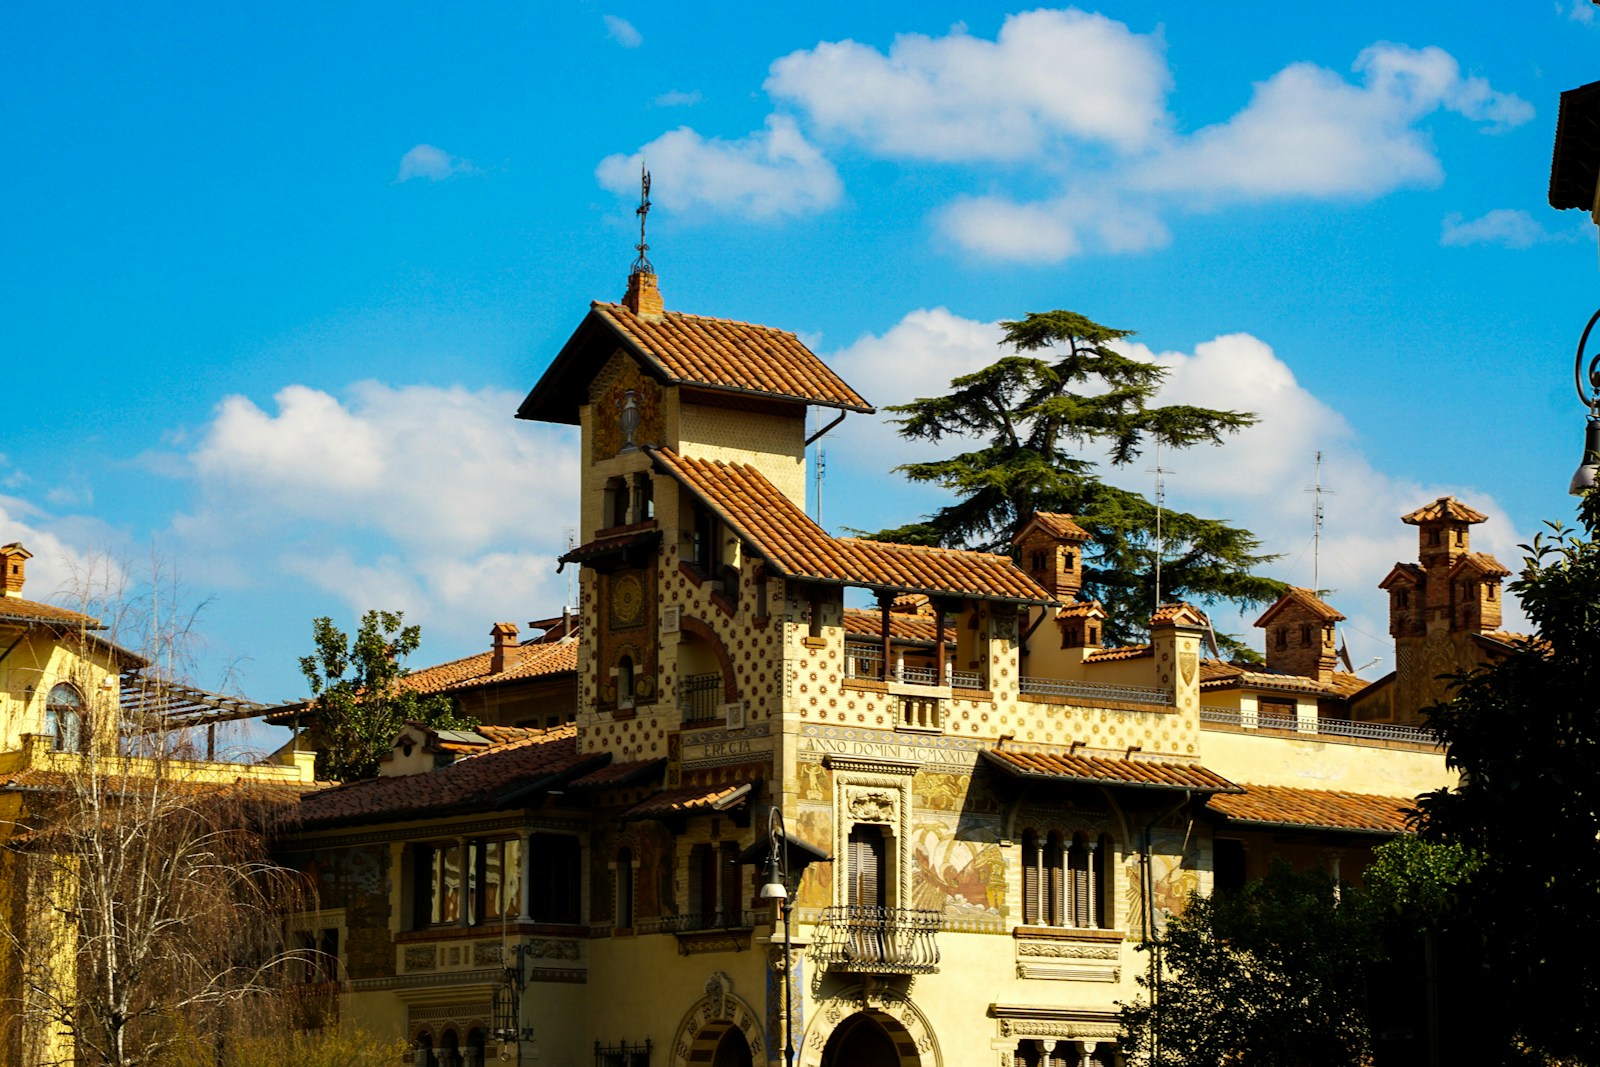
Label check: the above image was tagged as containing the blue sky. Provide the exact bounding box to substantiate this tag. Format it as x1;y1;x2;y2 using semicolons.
3;3;1597;732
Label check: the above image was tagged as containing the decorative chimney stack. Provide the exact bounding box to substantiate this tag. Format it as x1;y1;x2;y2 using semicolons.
490;622;520;675
1253;588;1345;683
1011;513;1093;602
0;542;31;598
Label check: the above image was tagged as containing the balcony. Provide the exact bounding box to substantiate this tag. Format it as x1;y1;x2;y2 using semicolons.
1199;705;1436;745
844;645;982;690
642;910;762;955
813;906;941;974
1018;676;1173;707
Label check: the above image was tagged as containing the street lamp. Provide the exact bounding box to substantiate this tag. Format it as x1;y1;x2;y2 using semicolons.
1571;308;1600;496
761;806;795;1067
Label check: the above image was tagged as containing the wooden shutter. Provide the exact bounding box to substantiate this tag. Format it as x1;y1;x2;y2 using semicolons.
720;842;742;923
1096;833;1112;929
1021;832;1039;925
1071;837;1091;927
848;825;886;909
1046;833;1065;926
694;845;717;918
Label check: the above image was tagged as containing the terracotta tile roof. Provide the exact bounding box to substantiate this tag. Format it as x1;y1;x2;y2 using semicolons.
1208;783;1413;835
568;757;666;789
1254;587;1345;627
1197;661;1344;695
1449;552;1511;578
0;596;103;628
292;725;602;829
650;449;1054;603
1150;602;1210;627
891;593;931;613
1326;671;1372;697
559;528;662;568
842;609;947;643
404;641;578;696
981;748;1241;794
1084;644;1152;663
620;779;756;820
589;303;873;413
1014;512;1092;544
1402;496;1488;525
1056;602;1106;619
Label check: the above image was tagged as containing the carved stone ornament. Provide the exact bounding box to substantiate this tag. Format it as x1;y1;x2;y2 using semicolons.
848;791;896;822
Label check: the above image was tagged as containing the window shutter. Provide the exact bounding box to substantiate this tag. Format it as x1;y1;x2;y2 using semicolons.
849;825;885;909
720;842;742;923
694;845;717;918
1096;833;1113;929
1021;832;1039;925
1070;838;1091;927
1046;834;1065;926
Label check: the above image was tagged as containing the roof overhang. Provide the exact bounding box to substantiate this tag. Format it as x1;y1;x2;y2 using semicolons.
1551;79;1600;212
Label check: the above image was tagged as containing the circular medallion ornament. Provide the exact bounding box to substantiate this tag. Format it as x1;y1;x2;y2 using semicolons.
612;574;645;626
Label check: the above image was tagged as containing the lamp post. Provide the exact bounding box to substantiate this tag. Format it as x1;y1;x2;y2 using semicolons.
760;806;795;1067
1571;309;1600;495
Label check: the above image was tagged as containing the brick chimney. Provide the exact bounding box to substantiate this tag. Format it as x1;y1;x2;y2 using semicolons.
1254;588;1344;683
490;622;520;675
0;543;31;598
622;270;664;318
1012;513;1093;602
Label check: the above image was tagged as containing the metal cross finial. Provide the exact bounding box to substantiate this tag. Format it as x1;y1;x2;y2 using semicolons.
631;163;654;276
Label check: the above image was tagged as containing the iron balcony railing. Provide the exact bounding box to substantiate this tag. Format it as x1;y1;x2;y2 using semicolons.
813;905;941;974
844;645;983;690
1199;705;1436;744
678;672;722;725
1018;676;1173;706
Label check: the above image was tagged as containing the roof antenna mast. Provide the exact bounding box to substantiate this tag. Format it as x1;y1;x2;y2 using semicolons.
1305;451;1334;595
1149;439;1171;611
632;163;653;275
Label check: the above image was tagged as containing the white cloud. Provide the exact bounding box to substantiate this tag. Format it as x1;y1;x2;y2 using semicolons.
1138;44;1532;201
596;116;842;220
820;308;1532;668
937;188;1169;263
1567;0;1597;26
395;144;475;183
0;494;126;608
166;381;579;634
1441;208;1571;249
604;15;643;48
765;9;1171;161
654;89;702;107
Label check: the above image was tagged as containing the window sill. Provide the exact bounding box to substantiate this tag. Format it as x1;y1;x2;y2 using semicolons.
1012;925;1124;943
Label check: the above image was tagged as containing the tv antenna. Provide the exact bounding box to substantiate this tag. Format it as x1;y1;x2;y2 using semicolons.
631;163;653;275
1305;451;1334;593
1149;439;1172;610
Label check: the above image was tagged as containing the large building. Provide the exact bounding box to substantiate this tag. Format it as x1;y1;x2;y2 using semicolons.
278;269;1500;1067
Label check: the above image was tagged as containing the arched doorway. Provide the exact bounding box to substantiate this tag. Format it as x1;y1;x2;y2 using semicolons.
821;1013;901;1067
711;1026;754;1067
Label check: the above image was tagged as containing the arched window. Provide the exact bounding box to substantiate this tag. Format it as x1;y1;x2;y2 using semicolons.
439;1029;461;1067
1021;830;1040;925
44;683;82;752
616;847;635;930
414;1032;436;1067
1045;832;1066;926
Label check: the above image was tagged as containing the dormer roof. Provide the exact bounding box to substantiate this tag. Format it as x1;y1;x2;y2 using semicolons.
1402;497;1488;526
1150;602;1210;628
1253;587;1346;628
1378;563;1427;590
517;301;873;425
1448;552;1512;580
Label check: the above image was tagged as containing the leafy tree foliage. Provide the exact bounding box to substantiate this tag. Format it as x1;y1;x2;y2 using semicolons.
299;610;474;782
1414;498;1600;1064
1119;860;1379;1067
868;310;1283;648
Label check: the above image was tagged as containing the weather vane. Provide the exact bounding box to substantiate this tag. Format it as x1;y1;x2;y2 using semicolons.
631;163;653;276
